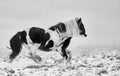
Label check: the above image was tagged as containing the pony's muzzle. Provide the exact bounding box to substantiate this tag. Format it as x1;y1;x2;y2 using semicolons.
84;34;87;37
81;34;87;37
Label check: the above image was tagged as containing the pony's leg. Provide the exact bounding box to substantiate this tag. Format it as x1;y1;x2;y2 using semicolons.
5;50;20;63
29;52;42;63
27;44;42;63
65;49;72;62
61;37;72;59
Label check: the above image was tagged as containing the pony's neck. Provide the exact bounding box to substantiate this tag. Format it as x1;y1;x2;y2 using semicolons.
57;20;79;41
64;19;79;36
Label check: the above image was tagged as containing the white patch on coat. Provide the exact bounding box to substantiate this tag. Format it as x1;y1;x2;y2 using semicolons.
45;29;61;51
64;19;79;37
23;28;41;54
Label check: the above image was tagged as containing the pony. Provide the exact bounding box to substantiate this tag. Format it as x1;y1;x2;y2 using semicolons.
9;17;87;61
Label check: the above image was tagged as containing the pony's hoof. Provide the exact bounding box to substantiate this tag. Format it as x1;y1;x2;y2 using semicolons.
3;58;13;63
29;54;42;63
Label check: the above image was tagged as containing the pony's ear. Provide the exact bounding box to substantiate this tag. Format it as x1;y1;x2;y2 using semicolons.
75;17;81;21
77;17;81;23
79;18;81;21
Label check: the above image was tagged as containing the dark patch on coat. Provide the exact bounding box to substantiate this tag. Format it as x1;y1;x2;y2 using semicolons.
29;27;54;51
21;31;28;44
49;22;66;33
10;32;23;60
9;31;28;60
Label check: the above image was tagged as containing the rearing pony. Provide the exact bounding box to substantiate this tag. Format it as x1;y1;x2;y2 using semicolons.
9;17;87;61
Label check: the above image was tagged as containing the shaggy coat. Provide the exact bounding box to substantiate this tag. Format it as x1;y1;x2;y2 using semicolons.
9;17;87;61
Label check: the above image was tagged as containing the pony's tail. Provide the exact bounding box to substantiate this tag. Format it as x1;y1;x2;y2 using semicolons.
9;32;23;60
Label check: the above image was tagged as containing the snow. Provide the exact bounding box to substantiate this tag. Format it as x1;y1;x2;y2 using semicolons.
0;46;120;76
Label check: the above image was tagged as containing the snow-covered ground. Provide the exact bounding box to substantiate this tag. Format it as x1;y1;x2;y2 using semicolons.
0;45;120;76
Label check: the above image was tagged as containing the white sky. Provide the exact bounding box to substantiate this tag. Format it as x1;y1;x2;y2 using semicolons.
0;0;120;47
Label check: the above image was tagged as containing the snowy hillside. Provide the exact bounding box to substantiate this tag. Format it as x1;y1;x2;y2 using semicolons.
0;45;120;76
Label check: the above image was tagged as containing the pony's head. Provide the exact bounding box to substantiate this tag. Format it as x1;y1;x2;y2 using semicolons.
75;17;87;37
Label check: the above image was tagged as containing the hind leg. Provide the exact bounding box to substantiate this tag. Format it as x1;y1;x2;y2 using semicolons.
61;37;72;59
4;51;20;63
26;44;42;63
9;50;20;61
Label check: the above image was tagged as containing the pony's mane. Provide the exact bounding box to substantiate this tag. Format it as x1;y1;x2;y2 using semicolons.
49;22;66;33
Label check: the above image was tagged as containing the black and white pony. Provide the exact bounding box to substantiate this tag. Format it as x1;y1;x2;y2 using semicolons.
9;17;87;61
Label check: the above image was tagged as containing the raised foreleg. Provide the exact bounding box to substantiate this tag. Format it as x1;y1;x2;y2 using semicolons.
61;37;72;59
